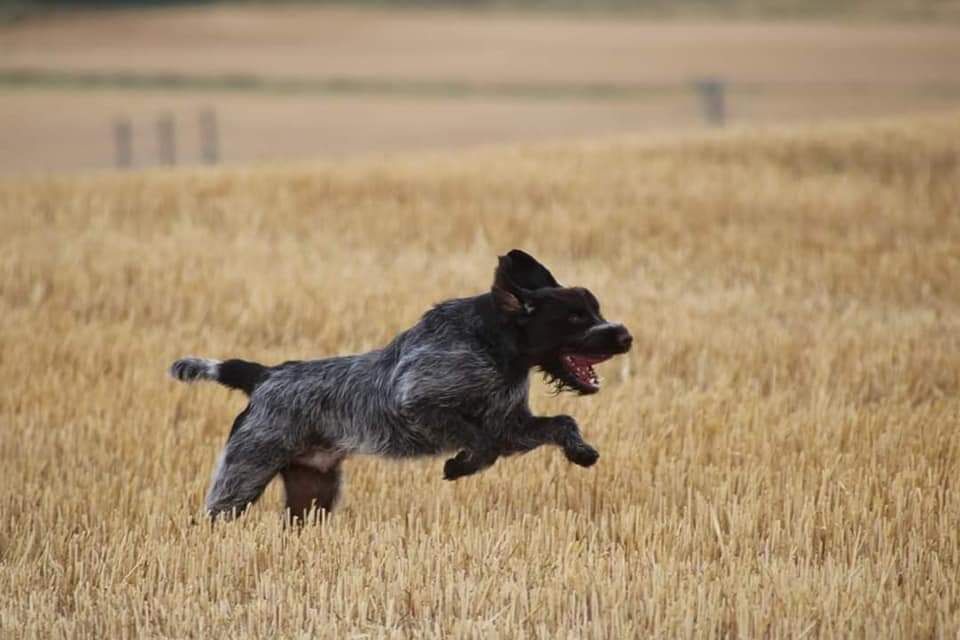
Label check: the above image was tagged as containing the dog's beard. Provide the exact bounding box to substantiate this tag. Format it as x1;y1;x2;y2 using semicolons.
540;366;576;395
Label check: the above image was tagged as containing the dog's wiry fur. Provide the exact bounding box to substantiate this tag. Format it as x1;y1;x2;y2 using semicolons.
171;250;632;521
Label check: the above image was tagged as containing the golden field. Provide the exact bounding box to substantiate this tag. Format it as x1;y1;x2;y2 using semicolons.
1;113;959;637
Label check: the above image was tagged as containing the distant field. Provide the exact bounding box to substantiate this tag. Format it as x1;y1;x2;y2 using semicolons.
1;113;959;637
2;6;960;174
5;7;960;86
7;84;960;175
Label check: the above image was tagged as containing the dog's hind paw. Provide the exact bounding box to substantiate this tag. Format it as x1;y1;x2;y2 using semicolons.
564;443;599;468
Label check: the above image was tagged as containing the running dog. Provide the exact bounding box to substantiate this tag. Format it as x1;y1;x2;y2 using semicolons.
171;250;632;520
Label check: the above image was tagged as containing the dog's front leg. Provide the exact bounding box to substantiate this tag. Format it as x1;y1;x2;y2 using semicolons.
442;448;499;481
505;415;599;468
413;407;499;481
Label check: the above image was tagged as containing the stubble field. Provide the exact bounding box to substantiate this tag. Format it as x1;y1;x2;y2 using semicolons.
1;113;959;637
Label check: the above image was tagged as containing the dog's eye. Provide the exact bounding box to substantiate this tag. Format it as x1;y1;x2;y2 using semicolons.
568;311;588;324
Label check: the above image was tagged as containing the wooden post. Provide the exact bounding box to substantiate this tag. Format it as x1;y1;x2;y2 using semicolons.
695;78;727;127
113;117;132;169
156;113;176;166
199;108;219;165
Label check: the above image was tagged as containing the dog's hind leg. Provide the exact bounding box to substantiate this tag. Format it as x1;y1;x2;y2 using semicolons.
205;415;290;520
205;456;281;520
281;459;343;523
205;452;283;520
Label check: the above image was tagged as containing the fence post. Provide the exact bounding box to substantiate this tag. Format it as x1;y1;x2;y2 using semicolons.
694;78;727;127
113;117;132;169
156;113;176;166
199;108;219;165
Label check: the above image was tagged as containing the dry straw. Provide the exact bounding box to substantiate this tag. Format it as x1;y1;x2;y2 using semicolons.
1;114;958;638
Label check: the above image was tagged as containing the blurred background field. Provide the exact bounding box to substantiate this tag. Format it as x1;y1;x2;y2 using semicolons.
2;2;960;174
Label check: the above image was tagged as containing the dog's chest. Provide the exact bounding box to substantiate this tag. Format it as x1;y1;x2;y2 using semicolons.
490;377;530;414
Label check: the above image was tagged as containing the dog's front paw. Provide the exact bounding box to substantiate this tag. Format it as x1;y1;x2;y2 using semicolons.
443;454;472;481
564;443;599;468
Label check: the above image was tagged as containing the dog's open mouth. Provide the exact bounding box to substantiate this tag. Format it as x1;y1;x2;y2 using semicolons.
561;353;613;393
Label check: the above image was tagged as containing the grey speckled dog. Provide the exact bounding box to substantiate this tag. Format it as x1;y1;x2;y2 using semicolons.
171;250;632;521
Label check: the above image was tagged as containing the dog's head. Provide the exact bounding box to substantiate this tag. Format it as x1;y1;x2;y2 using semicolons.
491;249;632;395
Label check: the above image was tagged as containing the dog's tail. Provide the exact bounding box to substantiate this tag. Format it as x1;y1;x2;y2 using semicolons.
169;357;269;396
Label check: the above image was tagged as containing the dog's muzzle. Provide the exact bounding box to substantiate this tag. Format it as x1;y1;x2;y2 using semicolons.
584;322;633;354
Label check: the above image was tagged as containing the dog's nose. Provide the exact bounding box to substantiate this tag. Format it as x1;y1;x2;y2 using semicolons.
613;324;633;351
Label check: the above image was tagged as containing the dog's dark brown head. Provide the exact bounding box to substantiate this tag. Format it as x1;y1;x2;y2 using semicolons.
491;249;632;395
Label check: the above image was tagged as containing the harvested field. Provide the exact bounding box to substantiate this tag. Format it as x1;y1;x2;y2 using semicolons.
1;113;959;637
5;86;960;176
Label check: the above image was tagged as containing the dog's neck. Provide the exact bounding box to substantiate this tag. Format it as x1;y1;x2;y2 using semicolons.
473;293;532;384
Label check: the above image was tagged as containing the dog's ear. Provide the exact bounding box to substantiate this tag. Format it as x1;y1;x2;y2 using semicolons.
491;249;558;316
500;250;559;290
